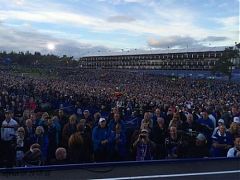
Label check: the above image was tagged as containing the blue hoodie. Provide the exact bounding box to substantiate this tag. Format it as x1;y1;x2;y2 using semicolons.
92;125;109;152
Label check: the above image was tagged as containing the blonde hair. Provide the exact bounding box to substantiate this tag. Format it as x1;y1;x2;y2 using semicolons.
229;122;239;134
69;114;77;123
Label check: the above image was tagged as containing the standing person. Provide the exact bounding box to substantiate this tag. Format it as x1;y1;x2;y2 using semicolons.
228;118;240;141
211;125;233;157
108;112;126;133
24;119;35;151
182;113;199;133
92;118;110;162
47;117;58;163
197;110;214;145
186;133;209;158
15;127;25;167
33;126;48;164
152;117;167;159
132;129;155;161
1;110;18;167
141;112;153;129
165;126;185;159
57;109;68;131
62;114;77;148
68;122;93;163
83;110;94;129
109;123;127;161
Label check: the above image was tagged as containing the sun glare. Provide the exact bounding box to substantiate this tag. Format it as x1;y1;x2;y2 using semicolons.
47;43;56;51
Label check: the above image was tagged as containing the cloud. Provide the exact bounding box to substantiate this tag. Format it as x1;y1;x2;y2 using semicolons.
0;24;109;58
202;36;228;42
107;15;136;23
98;0;147;4
147;36;203;49
0;0;237;54
11;0;25;5
0;10;104;27
214;16;239;27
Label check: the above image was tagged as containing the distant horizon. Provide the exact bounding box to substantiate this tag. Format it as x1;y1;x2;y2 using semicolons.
1;45;234;59
0;0;239;57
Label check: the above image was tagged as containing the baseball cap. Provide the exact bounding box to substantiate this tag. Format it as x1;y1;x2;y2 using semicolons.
233;117;240;124
196;133;206;141
141;129;149;133
99;118;106;123
218;119;224;124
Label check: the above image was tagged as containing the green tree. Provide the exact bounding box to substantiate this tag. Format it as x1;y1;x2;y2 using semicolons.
212;47;239;80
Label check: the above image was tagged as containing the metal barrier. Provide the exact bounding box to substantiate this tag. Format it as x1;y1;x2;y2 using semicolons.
0;157;239;179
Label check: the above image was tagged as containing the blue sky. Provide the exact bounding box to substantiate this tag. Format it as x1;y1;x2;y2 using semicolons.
0;0;239;57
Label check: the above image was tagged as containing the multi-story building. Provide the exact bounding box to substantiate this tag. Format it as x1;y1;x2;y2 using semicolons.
79;46;239;71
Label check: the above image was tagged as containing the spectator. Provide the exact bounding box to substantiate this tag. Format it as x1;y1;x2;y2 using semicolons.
132;129;155;161
92;118;110;162
47;117;58;163
228;118;240;141
34;126;48;163
62;114;77;148
169;112;183;130
23;143;42;166
152;117;167;159
165;126;185;159
182;113;199;133
51;147;68;165
211;125;233;157
83;110;94;129
197;110;214;145
68;130;85;163
109;123;127;161
212;119;225;138
109;112;126;132
1;110;18;167
227;136;240;158
187;133;209;158
141;112;153;129
15;127;25;166
68;122;92;163
24;119;35;151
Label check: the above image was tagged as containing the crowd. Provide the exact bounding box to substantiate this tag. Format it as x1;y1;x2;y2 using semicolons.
0;68;239;167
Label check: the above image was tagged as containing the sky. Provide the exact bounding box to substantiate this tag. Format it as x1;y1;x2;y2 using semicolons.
0;0;239;57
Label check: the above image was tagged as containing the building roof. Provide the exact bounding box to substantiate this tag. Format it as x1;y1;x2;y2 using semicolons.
83;46;230;57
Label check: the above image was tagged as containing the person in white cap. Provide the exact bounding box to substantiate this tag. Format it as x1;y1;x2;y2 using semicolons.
212;119;225;138
233;117;240;124
92;118;110;162
211;124;233;157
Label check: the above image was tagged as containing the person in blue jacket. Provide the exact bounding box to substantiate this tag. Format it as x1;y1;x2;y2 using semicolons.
92;118;110;162
197;110;214;145
33;126;49;164
108;123;127;161
211;124;233;157
108;112;126;133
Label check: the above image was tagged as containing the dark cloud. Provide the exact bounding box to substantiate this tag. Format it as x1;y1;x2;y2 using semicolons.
107;15;136;23
0;24;109;58
201;36;228;42
147;36;203;49
147;35;230;49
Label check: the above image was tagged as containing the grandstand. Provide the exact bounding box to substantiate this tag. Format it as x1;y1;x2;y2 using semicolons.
79;46;240;71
